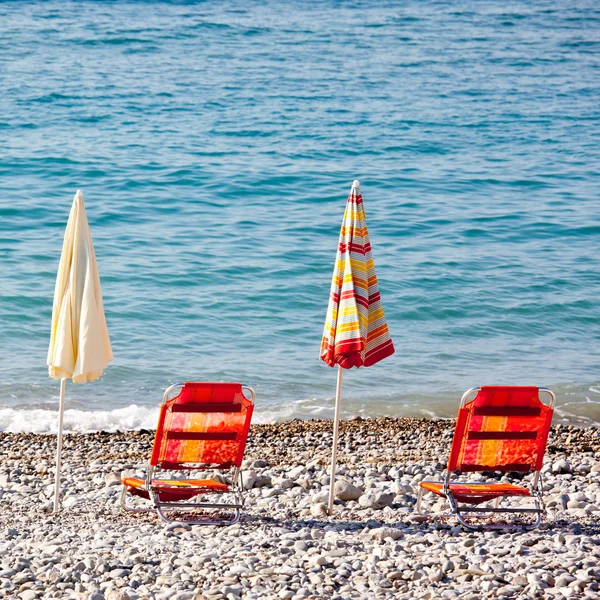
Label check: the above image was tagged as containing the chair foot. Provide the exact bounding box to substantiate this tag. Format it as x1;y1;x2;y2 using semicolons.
120;487;154;513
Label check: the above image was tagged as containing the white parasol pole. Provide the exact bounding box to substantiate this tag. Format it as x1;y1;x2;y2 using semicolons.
53;378;66;513
328;365;343;515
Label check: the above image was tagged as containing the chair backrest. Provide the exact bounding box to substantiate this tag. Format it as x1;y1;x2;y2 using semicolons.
447;386;554;474
150;382;255;470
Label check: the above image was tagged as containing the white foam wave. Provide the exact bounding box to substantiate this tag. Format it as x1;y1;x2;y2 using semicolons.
0;399;339;433
252;398;335;424
0;405;159;434
2;392;599;433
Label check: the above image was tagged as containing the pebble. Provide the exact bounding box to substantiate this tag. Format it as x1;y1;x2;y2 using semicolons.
358;490;394;509
553;459;571;474
334;480;363;501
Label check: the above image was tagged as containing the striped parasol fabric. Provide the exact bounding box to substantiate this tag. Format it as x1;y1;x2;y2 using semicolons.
320;180;394;369
320;180;394;514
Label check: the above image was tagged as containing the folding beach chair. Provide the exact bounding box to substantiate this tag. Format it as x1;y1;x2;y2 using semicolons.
417;386;555;531
121;382;255;525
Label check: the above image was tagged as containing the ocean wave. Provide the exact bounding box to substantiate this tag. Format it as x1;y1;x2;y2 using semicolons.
0;405;158;434
0;399;453;434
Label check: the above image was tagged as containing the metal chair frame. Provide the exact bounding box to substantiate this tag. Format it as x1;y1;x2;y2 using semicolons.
121;382;255;526
417;386;555;531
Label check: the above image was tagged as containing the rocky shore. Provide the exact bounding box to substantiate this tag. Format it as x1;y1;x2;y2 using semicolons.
1;417;599;600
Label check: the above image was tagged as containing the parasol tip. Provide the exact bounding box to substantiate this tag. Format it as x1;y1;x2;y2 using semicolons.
352;179;360;190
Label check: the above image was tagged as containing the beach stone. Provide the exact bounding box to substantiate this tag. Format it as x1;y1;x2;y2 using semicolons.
63;496;83;508
288;466;305;480
227;565;251;576
429;569;443;583
310;503;327;517
254;475;272;488
442;560;455;572
294;540;308;552
358;490;394;509
220;586;241;597
311;489;329;504
109;568;130;579
570;491;587;502
309;555;328;567
104;473;121;487
368;527;403;541
240;470;257;490
334;480;363;501
553;459;571;474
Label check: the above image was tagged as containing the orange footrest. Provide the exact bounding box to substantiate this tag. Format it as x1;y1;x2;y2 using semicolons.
420;481;531;505
122;477;229;502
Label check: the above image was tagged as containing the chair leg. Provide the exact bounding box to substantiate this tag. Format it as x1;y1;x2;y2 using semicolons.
418;487;544;531
416;487;457;520
150;487;244;526
120;487;154;513
416;486;425;515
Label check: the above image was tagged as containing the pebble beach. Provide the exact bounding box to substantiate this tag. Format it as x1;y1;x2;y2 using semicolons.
1;418;600;600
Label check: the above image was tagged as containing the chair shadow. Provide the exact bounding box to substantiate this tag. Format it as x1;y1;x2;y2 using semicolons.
241;512;600;537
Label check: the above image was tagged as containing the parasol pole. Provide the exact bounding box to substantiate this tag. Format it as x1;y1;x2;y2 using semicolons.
328;365;343;515
53;378;66;513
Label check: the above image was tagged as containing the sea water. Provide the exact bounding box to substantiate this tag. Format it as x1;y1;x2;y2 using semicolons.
1;1;599;432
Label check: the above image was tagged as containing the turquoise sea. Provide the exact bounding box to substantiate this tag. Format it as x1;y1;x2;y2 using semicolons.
1;1;599;432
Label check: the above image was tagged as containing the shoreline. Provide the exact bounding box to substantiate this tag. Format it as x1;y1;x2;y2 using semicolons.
1;411;599;437
2;393;599;435
1;417;599;599
0;415;599;449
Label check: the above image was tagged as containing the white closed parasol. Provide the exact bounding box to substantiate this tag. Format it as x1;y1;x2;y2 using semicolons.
47;190;113;512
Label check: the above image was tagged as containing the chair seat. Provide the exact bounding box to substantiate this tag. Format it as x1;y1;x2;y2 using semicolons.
122;477;229;502
419;481;531;505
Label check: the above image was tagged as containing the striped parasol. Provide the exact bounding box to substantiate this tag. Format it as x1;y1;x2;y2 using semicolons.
320;180;394;514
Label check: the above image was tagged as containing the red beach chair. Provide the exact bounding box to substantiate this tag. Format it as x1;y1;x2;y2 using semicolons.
120;382;255;525
417;386;555;531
